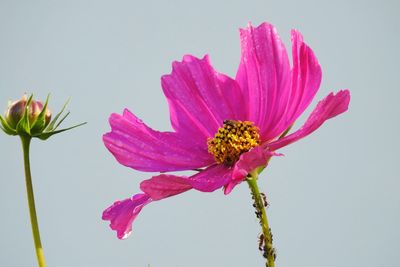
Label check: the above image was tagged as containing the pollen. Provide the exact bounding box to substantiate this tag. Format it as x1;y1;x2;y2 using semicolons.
208;120;260;166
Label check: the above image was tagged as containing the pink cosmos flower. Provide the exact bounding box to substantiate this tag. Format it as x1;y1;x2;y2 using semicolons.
102;22;350;239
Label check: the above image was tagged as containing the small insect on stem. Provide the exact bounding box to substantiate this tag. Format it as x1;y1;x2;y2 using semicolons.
272;248;277;261
255;210;262;219
258;233;265;252
260;192;268;207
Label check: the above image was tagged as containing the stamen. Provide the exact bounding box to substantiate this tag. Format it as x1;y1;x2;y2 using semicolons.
208;120;260;166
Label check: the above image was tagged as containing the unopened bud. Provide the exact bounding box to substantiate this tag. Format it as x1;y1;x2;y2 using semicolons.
1;94;85;139
5;95;51;130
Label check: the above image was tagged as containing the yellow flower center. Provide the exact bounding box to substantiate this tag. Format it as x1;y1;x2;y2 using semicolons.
207;120;260;166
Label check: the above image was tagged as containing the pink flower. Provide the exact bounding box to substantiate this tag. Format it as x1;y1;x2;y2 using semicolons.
102;22;350;239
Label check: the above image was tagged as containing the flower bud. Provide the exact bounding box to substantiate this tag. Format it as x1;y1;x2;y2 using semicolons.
1;94;85;139
5;95;51;130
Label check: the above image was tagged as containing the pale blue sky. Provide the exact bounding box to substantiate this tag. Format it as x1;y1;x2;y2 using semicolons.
0;0;398;266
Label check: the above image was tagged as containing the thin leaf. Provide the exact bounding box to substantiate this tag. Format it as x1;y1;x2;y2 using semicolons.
54;111;70;130
16;95;33;135
25;94;33;106
31;94;50;134
36;122;87;140
46;97;70;131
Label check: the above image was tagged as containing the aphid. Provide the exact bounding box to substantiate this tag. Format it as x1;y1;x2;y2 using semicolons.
258;233;265;251
260;192;268;207
263;250;268;259
272;248;277;261
255;211;262;219
269;228;273;242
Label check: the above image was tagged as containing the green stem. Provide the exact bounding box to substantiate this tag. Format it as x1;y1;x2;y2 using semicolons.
247;171;275;267
21;136;47;267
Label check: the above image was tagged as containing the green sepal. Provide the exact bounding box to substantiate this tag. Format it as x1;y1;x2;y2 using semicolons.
0;115;17;135
31;94;50;134
46;98;70;132
278;124;293;140
35;122;86;140
54;111;70;130
15;95;33;136
256;165;266;175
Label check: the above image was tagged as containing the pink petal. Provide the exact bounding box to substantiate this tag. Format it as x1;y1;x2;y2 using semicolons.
103;109;214;172
162;55;247;142
104;169;232;240
144;165;235;195
102;193;151;240
189;164;233;192
224;146;276;195
235;22;291;140
104;175;193;240
268;90;350;150
140;174;192;201
279;29;322;129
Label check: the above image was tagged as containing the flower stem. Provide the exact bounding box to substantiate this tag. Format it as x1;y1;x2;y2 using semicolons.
21;136;47;267
247;170;275;267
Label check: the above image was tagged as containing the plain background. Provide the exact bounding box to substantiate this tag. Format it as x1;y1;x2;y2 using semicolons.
0;0;398;266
